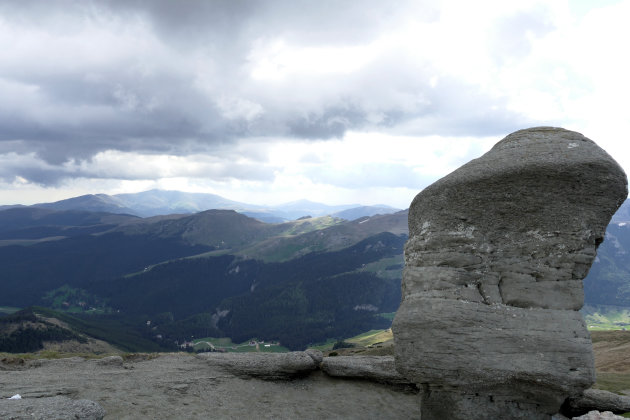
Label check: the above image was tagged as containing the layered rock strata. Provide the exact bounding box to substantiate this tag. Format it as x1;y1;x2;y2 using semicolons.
321;355;414;386
392;127;627;419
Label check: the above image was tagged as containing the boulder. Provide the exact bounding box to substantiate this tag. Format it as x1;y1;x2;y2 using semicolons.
392;127;628;419
0;395;105;420
321;356;414;385
562;388;630;417
196;351;318;379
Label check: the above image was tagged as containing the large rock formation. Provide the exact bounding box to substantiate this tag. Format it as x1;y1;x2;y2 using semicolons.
392;127;628;419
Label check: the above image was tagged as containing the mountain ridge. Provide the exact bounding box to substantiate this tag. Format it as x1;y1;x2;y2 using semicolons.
26;189;402;221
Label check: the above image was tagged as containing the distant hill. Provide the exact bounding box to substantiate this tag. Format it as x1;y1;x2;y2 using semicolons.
0;307;168;353
236;210;408;262
0;207;139;241
112;189;249;217
332;205;400;221
35;194;136;215
0;308;87;353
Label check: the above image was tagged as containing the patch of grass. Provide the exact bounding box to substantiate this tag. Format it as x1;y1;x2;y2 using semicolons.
593;372;630;394
583;304;630;331
308;329;395;352
346;329;393;347
359;255;404;279
308;338;337;351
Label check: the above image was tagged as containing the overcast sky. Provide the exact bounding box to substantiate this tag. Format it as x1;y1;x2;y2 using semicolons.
0;0;628;209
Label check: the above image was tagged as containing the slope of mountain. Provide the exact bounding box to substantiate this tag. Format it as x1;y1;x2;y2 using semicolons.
0;307;168;353
113;210;344;250
0;307;87;353
87;231;405;349
235;210;408;262
0;207;404;350
0;210;346;306
584;222;630;307
0;207;139;241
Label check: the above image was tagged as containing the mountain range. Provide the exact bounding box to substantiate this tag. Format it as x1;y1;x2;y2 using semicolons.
16;189;400;222
1;190;629;352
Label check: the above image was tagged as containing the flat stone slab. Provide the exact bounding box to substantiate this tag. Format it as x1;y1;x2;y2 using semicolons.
321;356;414;386
195;351;318;379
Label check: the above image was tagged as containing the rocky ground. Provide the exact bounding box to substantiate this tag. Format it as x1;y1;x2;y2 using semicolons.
2;331;630;419
0;353;420;419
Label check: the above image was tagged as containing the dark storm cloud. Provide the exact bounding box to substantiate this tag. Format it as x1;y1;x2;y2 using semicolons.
0;0;541;186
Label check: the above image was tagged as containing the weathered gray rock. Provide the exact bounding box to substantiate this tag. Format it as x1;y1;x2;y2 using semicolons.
572;411;625;420
562;389;630;417
305;349;324;365
0;396;105;420
196;351;318;379
321;356;414;385
392;127;628;419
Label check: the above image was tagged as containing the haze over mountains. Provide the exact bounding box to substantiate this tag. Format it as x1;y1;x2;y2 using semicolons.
8;189;399;222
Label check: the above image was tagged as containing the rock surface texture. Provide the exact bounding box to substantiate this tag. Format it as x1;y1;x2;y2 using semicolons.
195;351;319;379
392;127;628;419
0;395;105;420
562;389;630;418
0;354;420;419
320;355;414;386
